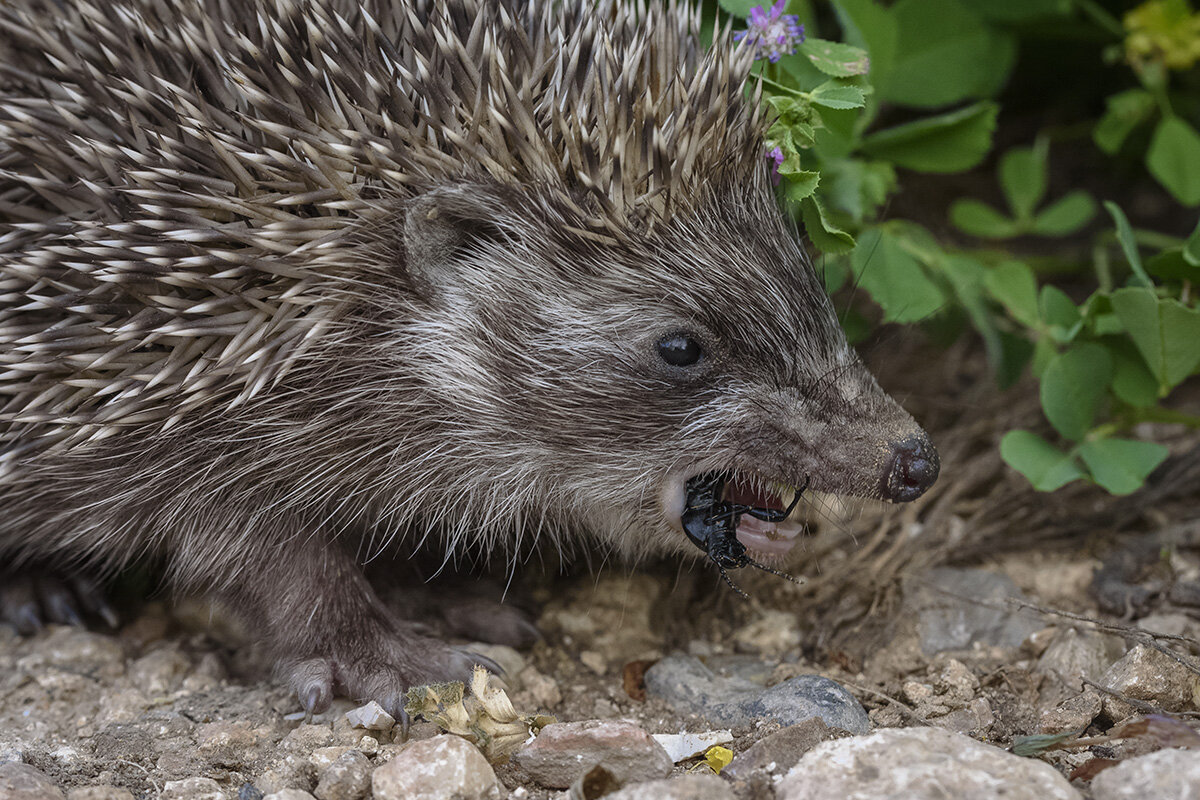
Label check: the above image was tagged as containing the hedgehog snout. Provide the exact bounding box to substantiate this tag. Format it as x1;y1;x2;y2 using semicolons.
880;431;940;503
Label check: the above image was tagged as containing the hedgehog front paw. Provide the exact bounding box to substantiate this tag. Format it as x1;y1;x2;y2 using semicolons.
277;626;500;720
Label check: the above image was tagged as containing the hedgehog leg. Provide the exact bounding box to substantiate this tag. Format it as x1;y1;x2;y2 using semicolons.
0;570;119;633
218;535;500;719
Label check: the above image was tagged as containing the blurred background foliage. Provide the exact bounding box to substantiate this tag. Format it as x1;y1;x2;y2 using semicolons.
709;0;1200;496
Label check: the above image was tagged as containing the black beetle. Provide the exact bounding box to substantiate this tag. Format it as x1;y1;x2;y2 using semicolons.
682;472;808;598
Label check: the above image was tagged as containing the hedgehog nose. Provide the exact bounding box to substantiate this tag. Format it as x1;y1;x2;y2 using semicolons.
881;432;940;502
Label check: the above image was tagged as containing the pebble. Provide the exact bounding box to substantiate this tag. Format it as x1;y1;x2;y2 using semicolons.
0;762;65;800
604;775;735;800
733;610;801;656
1035;629;1120;707
776;728;1081;800
314;750;371;800
517;665;562;710
904;568;1044;655
263;792;316;800
162;777;226;800
197;721;260;767
65;788;135;800
512;719;673;789
538;574;664;663
1091;747;1200;800
724;719;839;779
343;702;394;732
127;646;192;694
1099;644;1200;720
643;655;870;734
1040;690;1103;734
282;725;335;752
371;735;497;800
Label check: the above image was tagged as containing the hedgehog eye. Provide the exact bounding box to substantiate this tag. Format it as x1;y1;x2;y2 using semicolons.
657;334;703;367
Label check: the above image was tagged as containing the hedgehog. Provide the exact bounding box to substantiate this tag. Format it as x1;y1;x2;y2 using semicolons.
0;0;939;716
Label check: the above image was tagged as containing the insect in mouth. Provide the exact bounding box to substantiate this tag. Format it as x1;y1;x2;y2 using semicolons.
681;471;809;599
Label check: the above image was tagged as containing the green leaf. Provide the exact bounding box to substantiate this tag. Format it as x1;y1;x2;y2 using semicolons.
985;260;1040;328
959;0;1070;21
876;0;1016;107
1039;285;1081;336
782;169;820;202
799;194;856;254
1093;89;1157;155
1147;116;1200;206
849;228;946;323
717;0;760;16
999;143;1047;221
1145;248;1200;282
941;254;1004;367
1000;430;1086;492
833;0;898;90
799;38;871;77
950;199;1020;238
996;330;1035;389
810;80;868;109
1184;218;1200;267
1111;346;1161;407
1039;343;1113;441
1103;202;1153;287
1078;438;1170;495
1111;287;1200;391
1031;191;1097;237
860;102;998;173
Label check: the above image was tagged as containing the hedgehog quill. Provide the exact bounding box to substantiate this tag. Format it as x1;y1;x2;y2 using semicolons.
0;0;938;716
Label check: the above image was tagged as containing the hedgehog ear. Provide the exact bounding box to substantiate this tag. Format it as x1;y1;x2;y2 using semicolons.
402;188;505;304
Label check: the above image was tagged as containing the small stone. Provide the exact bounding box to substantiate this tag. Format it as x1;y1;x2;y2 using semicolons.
314;750;371;800
517;666;561;710
777;728;1081;800
66;788;136;800
733;610;801;656
1091;747;1200;800
644;655;869;734
356;737;378;756
0;763;66;800
580;650;607;675
162;777;226;800
184;652;228;691
933;697;995;735
256;754;318;796
309;747;355;771
343;702;395;732
1035;629;1119;707
371;735;497;800
263;792;316;800
1099;644;1200;721
1040;690;1103;734
465;643;526;682
724;719;839;780
198;721;260;767
237;784;264;800
604;775;735;800
127;646;191;694
94;689;151;727
905;568;1044;655
512;719;673;789
282;725;335;752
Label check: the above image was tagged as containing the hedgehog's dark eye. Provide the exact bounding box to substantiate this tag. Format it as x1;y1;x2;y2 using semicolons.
657;334;703;367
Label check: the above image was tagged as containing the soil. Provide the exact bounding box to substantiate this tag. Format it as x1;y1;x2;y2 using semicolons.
1;334;1198;799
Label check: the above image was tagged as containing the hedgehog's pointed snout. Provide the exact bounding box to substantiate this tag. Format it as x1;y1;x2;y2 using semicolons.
881;432;939;502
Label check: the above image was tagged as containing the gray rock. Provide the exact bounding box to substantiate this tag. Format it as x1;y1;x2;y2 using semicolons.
905;568;1044;655
776;728;1081;800
604;775;735;800
162;777;227;800
343;702;394;732
724;719;839;779
643;656;869;734
371;735;497;800
1035;629;1121;707
1099;645;1200;721
0;763;65;800
281;725;335;752
263;792;317;800
313;750;371;800
512;720;673;789
1091;748;1200;800
66;788;136;800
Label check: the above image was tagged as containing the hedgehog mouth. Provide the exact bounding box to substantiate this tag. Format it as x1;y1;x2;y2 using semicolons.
667;471;807;559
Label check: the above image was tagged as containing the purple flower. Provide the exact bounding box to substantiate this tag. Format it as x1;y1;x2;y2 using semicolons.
734;1;806;63
768;146;785;185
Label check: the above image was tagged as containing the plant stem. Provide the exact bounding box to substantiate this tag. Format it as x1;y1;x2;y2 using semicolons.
1073;0;1125;38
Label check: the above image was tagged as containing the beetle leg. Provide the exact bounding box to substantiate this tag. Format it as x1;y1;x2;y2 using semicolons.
745;558;804;586
715;563;750;600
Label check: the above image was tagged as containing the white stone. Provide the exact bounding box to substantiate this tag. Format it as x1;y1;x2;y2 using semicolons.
371;735;497;800
1091;748;1200;800
652;730;734;763
776;727;1081;800
343;701;395;732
